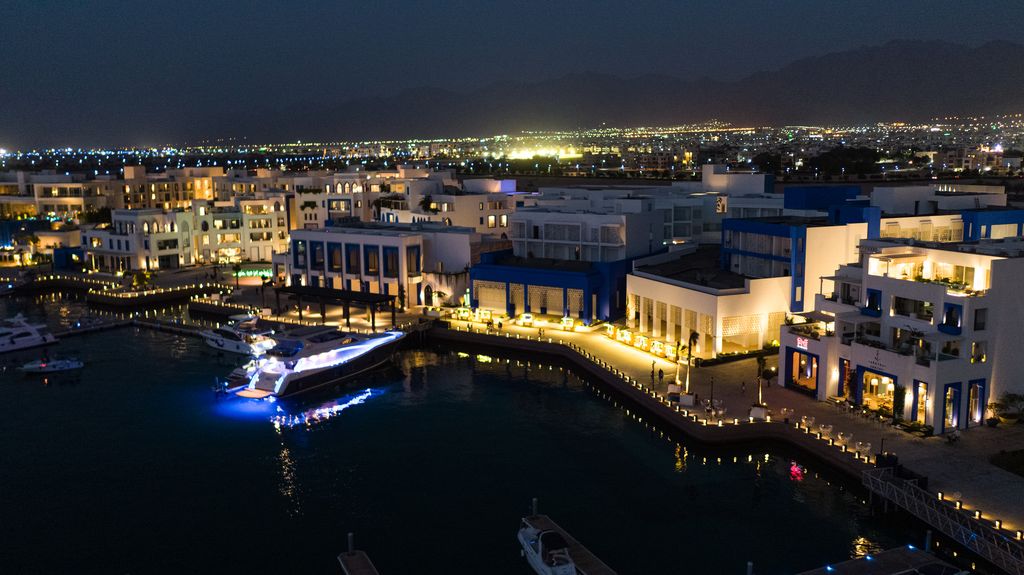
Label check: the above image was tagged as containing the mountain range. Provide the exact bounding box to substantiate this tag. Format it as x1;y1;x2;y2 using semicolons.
210;40;1024;143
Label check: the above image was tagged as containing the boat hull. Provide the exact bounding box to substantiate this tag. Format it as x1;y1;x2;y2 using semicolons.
0;334;58;355
276;334;404;397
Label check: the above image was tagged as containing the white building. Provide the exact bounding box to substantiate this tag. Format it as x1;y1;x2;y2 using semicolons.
780;236;1024;435
277;221;509;310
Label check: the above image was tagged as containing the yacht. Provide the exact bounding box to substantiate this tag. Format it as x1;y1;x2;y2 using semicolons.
19;357;84;373
517;517;577;575
226;326;405;398
200;317;277;356
0;315;57;354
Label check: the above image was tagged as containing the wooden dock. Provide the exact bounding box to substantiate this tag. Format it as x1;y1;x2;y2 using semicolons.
797;545;958;575
526;514;617;575
337;551;380;575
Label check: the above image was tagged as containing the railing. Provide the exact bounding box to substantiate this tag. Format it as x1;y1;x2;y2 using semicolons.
863;467;1024;575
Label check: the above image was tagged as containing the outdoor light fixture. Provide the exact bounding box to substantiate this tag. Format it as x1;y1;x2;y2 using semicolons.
975;510;982;520
995;520;1002;529
955;500;963;510
937;492;944;501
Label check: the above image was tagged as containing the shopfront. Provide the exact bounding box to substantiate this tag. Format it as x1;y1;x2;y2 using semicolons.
786;344;819;395
858;367;897;411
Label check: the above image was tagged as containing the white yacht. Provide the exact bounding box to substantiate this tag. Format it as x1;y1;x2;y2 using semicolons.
200;317;277;356
0;315;57;354
518;517;577;575
226;327;405;398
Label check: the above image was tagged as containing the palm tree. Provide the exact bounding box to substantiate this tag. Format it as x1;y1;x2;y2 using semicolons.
682;330;699;394
756;355;767;406
232;262;242;289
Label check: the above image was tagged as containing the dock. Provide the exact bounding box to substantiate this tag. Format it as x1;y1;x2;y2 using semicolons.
526;514;617;575
797;545;959;574
337;551;380;575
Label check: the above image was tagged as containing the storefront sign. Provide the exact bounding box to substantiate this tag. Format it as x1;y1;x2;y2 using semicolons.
796;336;809;350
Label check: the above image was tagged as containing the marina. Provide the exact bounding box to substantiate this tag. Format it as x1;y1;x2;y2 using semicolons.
0;294;920;572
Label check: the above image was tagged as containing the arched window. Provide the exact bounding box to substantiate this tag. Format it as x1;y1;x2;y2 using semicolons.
274;201;281;212
201;221;209;232
336;183;343;194
142;221;149;234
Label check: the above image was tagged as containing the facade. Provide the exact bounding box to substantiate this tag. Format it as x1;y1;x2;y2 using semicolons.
779;236;1024;435
81;194;289;272
278;221;509;310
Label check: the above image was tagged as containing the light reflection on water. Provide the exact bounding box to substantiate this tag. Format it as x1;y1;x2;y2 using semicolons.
212;387;384;430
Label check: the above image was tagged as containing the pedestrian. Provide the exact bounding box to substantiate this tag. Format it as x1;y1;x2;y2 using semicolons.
658;368;664;383
741;380;746;394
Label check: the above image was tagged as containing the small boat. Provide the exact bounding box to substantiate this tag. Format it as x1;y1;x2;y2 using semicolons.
0;314;57;354
19;357;84;373
518;517;577;575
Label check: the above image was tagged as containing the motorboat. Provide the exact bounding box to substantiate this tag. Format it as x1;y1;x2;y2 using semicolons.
0;314;57;354
517;517;577;575
19;357;84;374
226;326;405;398
200;317;277;356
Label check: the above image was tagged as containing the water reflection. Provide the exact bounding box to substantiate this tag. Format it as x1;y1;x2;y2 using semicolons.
270;388;381;430
214;386;384;430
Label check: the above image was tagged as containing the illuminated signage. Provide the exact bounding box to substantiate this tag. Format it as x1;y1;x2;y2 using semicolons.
796;336;809;350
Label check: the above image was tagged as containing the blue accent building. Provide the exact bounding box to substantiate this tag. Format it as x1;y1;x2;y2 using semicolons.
468;250;634;323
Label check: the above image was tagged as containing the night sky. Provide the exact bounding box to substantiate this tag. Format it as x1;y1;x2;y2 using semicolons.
2;0;1022;148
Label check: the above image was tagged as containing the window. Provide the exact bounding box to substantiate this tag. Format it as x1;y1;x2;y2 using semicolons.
971;341;987;363
500;214;508;227
974;308;987;331
487;215;496;228
365;247;379;274
479;202;484;210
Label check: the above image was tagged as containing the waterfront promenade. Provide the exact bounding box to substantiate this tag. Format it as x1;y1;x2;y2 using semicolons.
441;315;1024;538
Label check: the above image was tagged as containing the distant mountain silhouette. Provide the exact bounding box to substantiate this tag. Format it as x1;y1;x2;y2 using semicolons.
212;40;1024;142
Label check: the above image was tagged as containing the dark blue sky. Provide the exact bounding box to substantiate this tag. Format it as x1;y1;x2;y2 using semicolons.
2;0;1022;148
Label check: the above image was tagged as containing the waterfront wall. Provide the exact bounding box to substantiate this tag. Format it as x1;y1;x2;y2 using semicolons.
427;326;878;481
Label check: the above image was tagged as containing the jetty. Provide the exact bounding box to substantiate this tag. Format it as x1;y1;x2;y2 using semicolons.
337;533;380;575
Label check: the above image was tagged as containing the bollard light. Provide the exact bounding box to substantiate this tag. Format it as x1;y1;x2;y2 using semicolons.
937;492;944;501
974;510;982;520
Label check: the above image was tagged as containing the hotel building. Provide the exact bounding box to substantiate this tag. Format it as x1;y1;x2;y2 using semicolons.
779;234;1024;434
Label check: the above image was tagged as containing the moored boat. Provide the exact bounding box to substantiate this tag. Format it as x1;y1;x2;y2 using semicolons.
227;327;405;398
200;317;277;356
0;314;57;354
19;357;84;373
517;516;577;575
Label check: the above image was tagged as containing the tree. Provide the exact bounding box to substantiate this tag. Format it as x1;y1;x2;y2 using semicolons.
755;355;768;406
681;330;699;394
419;194;439;214
232;262;242;289
396;283;406;312
892;384;907;423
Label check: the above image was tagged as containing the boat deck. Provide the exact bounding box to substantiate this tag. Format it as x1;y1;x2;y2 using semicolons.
526;514;617;575
337;551;380;575
796;545;962;574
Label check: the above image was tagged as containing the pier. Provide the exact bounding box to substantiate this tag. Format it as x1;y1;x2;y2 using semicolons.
337;533;380;575
524;514;617;575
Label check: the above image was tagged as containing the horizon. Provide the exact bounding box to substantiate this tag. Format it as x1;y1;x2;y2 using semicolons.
4;0;1024;147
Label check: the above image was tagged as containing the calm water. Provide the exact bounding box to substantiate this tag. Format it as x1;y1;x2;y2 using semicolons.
0;295;918;574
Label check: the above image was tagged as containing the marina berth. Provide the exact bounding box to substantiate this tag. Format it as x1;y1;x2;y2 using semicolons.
228;327;405;398
0;314;57;354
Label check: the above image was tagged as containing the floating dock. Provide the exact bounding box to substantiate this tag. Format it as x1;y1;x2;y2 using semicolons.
525;514;617;575
797;545;962;575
